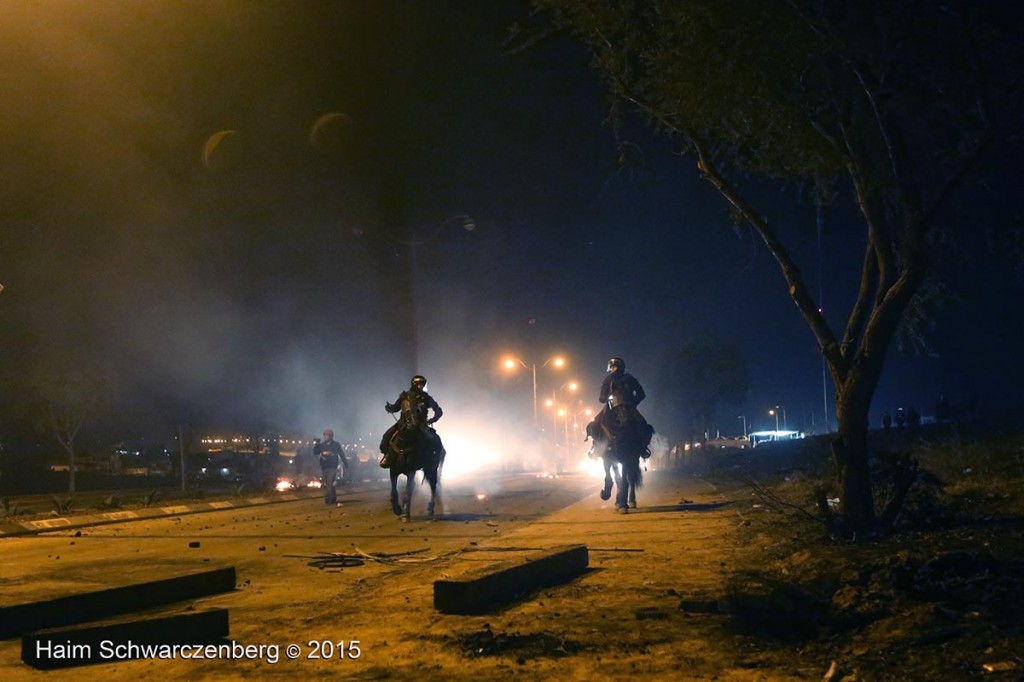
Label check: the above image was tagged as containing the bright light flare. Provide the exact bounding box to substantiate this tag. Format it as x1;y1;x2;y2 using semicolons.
275;478;294;492
578;454;608;479
437;420;504;482
307;478;323;489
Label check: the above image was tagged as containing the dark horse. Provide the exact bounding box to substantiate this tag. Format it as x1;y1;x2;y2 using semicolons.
587;410;646;513
383;393;444;522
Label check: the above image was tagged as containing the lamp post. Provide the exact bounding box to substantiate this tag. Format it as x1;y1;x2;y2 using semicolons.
772;404;787;431
568;404;593;470
549;381;578;431
769;408;779;432
737;415;747;439
502;355;566;428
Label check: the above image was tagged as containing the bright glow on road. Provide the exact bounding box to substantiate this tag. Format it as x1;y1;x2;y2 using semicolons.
437;420;504;482
578;455;607;479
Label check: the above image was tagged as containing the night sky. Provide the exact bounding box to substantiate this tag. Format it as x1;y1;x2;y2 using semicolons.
0;0;1020;451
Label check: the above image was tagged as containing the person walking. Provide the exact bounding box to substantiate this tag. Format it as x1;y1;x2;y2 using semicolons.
314;429;344;506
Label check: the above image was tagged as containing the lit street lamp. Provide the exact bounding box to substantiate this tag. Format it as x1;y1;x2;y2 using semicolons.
768;408;779;432
549;380;579;431
502;354;567;428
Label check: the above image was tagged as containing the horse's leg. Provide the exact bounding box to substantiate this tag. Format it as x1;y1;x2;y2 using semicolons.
390;470;403;516
627;456;641;508
614;461;628;512
600;456;613;501
402;473;413;522
629;471;637;509
425;469;438;521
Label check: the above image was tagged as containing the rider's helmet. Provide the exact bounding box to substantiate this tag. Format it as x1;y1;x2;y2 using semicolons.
607;357;625;373
411;375;427;390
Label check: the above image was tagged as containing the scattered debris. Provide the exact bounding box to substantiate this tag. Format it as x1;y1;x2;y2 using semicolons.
456;625;581;658
288;547;442;570
634;607;668;620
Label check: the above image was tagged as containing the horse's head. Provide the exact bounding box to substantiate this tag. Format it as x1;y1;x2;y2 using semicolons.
398;394;427;431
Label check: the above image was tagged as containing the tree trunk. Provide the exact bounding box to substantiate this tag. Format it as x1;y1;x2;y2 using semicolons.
179;425;187;492
832;378;876;537
67;442;77;494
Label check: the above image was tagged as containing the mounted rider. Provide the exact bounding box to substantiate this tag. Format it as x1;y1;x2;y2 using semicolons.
379;375;446;467
589;357;654;454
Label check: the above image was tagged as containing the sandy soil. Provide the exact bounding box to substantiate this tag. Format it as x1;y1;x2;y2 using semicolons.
3;427;1022;681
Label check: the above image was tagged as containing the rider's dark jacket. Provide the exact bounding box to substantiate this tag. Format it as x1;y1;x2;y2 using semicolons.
598;370;646;408
386;388;443;427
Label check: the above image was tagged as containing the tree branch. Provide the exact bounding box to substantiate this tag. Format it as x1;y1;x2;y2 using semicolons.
690;137;845;378
841;242;876;361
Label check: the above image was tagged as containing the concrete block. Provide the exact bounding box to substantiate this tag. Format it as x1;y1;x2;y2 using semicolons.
434;544;588;614
21;608;229;669
0;566;235;639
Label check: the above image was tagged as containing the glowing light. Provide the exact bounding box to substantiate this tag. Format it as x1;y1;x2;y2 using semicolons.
552;357;565;368
307;479;323;489
578;456;608;479
275;479;294;492
476;494;487;501
434;419;504;481
503;358;516;370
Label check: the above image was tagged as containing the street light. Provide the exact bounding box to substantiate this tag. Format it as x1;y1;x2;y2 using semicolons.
773;404;787;430
547;380;579;433
737;415;747;438
501;354;567;428
768;408;779;432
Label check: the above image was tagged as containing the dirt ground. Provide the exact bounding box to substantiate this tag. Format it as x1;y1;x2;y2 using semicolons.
390;424;1024;681
280;423;1024;681
3;424;1022;681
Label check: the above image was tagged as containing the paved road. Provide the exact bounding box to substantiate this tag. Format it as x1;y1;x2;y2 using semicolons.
0;468;766;681
0;472;598;604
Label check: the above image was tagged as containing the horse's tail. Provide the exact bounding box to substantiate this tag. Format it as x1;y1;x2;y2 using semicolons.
626;455;643;488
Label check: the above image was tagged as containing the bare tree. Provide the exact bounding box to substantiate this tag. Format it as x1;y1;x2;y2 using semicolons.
34;364;109;493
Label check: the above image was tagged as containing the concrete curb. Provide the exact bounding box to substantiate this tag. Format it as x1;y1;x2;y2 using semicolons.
433;544;589;614
0;567;236;639
0;492;324;538
22;608;230;670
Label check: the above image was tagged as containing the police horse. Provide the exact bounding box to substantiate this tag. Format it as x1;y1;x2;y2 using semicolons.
383;394;444;522
587;412;647;513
